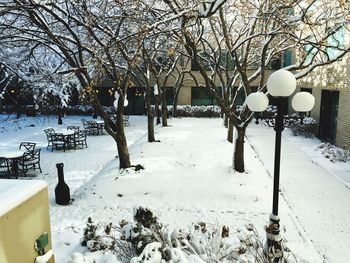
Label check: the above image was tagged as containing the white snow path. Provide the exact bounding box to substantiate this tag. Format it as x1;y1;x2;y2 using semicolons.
50;118;319;262
246;124;350;263
0;116;323;262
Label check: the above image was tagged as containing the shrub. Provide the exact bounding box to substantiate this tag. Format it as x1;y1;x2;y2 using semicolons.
151;105;221;118
289;117;317;138
318;143;350;163
79;207;302;263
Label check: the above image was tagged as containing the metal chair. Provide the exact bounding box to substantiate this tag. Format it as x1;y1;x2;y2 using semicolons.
19;149;42;175
44;128;55;149
67;126;80;149
87;120;99;135
19;142;36;151
0;158;13;179
82;119;97;135
50;133;66;152
76;130;88;148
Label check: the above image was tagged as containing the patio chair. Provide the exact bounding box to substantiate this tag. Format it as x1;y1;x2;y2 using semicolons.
19;149;42;175
87;120;99;135
76;130;88;148
81;119;97;135
50;133;66;152
19;142;36;152
44;128;55;149
66;126;80;149
0;158;13;179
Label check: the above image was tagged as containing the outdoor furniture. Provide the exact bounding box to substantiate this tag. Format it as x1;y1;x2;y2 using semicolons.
76;130;88;148
50;129;77;151
0;158;13;179
19;142;36;152
63;126;87;149
109;114;129;127
67;126;80;133
0;149;27;179
67;126;81;149
19;149;42;175
82;119;99;135
44;128;55;149
95;120;105;135
50;133;66;152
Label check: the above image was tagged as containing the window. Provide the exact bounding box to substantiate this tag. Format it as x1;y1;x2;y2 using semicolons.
283;49;293;67
150;87;174;105
191;87;221;106
326;27;344;60
191;51;235;71
218;51;235;71
303;41;317;64
232;88;246;106
164;87;174;105
191;52;214;71
300;87;312;94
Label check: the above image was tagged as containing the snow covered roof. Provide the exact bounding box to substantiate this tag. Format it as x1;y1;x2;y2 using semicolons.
0;179;47;217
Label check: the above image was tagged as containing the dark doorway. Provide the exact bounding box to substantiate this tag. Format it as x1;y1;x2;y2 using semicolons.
319;90;339;143
125;87;145;115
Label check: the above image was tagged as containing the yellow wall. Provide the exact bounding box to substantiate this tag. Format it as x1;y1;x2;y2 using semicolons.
336;89;350;149
0;187;54;263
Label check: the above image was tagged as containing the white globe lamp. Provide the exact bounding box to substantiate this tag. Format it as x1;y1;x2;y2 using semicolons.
267;69;296;97
292;92;315;112
246;92;269;112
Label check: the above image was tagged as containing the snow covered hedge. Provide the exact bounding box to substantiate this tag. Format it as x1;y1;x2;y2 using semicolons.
0;105;116;116
1;104;221;117
289;117;317;138
171;105;221;117
318;143;350;163
74;207;302;263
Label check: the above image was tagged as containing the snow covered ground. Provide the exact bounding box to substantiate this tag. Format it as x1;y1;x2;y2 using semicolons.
0;114;349;262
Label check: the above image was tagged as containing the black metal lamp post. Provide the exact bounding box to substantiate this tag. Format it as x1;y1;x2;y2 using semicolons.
245;69;315;261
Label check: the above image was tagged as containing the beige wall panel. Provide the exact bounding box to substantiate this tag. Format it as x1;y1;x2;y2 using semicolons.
336;89;350;150
178;86;192;105
0;187;54;263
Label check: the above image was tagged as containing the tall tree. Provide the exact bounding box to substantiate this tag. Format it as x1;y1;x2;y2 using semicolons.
164;0;350;172
0;0;157;168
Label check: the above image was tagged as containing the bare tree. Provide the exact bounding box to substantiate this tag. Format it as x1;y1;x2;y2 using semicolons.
163;0;350;172
0;0;159;168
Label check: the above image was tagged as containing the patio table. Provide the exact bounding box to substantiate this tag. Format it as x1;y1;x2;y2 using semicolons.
55;130;76;149
0;149;26;178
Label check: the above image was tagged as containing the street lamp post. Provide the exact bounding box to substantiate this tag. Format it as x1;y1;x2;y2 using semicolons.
245;69;315;261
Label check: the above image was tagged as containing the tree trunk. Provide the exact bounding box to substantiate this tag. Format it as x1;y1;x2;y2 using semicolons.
224;114;228;128
227;120;233;143
155;95;161;125
233;127;246;173
173;89;180;118
173;101;178;118
92;90;131;169
145;86;156;142
115;96;131;168
161;94;168;127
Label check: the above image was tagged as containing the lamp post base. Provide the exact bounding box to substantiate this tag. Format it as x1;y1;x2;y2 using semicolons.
265;214;283;262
